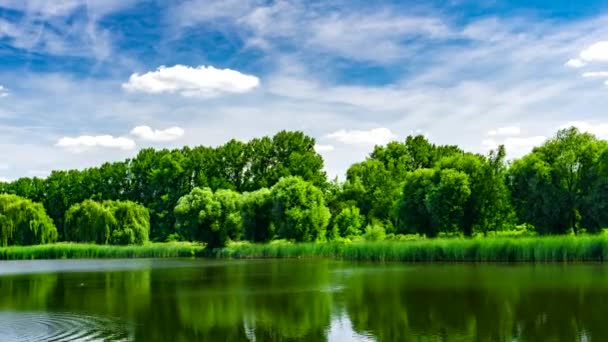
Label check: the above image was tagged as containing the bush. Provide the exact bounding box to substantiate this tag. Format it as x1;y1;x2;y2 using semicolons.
330;206;364;239
0;194;58;246
363;225;386;242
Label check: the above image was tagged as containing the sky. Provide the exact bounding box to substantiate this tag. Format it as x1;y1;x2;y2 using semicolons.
1;0;608;181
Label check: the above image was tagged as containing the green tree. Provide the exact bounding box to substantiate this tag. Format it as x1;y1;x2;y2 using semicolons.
0;194;58;246
174;187;242;248
241;188;274;242
64;200;149;245
394;168;437;235
270;177;330;242
509;128;607;234
425;169;471;236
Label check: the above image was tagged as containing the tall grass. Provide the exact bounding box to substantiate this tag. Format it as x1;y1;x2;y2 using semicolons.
3;237;608;262
0;242;205;260
214;236;608;262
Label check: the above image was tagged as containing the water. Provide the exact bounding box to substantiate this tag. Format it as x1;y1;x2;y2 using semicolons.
0;259;606;341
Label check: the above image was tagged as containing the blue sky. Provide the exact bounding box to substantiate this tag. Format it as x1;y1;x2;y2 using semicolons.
1;0;608;181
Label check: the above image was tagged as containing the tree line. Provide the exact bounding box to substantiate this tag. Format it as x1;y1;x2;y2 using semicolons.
0;127;607;247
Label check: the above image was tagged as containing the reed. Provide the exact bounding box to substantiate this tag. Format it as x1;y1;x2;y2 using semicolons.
213;236;608;262
0;242;205;260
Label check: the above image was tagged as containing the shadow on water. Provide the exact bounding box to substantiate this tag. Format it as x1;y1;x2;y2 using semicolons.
0;260;607;341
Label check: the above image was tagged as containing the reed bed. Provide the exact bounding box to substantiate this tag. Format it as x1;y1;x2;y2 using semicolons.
3;236;608;262
0;242;205;260
214;236;608;262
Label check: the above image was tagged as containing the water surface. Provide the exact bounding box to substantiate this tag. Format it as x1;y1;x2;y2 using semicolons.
0;259;606;341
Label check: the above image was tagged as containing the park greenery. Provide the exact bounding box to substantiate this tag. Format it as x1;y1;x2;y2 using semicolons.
0;127;607;255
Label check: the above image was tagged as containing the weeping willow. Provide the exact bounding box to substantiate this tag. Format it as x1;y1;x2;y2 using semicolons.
64;200;150;245
0;194;58;246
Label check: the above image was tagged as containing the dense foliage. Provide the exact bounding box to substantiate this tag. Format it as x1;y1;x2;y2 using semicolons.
64;200;150;245
1;127;608;247
0;194;57;246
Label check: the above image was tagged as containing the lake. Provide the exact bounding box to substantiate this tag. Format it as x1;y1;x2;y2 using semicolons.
0;259;606;341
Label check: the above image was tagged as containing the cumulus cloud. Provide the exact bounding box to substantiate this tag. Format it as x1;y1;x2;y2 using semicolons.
566;41;608;68
327;128;397;146
130;126;185;142
314;144;335;152
486;126;521;136
0;85;8;97
122;65;260;97
56;135;136;152
560;121;608;138
0;177;10;183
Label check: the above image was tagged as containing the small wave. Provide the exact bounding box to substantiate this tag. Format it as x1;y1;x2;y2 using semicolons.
0;311;131;342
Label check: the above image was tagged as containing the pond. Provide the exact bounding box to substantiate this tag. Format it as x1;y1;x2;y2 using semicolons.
0;259;606;341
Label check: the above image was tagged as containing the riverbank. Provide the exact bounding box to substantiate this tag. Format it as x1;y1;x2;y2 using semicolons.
0;242;204;260
2;236;608;261
215;236;608;262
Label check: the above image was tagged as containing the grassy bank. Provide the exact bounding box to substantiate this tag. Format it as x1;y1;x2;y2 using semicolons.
3;236;608;262
0;242;205;260
214;236;608;262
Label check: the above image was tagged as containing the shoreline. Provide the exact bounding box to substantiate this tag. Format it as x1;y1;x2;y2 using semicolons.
2;236;608;262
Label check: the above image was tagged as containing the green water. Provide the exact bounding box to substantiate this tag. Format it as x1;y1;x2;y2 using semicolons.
0;259;606;341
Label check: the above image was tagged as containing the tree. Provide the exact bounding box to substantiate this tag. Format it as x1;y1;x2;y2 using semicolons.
425;169;471;236
270;177;330;242
241;188;274;242
509;128;607;234
174;187;242;248
64;200;149;245
394;169;436;235
0;194;58;246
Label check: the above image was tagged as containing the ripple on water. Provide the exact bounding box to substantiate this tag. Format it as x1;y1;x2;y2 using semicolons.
0;312;131;342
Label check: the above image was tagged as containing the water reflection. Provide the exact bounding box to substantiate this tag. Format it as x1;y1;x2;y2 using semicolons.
0;260;607;341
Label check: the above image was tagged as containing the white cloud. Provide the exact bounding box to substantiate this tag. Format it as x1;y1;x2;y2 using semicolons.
565;58;585;68
566;41;608;68
130;126;185;142
582;71;608;77
327;128;397;146
314;144;335;152
0;177;10;183
122;65;260;97
560;121;608;138
486;126;521;136
56;135;136;152
483;136;547;158
0;85;8;97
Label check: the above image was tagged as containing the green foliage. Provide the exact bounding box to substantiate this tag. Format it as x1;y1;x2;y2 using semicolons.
363;225;386;241
64;200;149;245
509;128;608;234
241;188;274;242
270;177;330;242
330;206;364;239
0;194;57;246
216;235;608;262
395;169;436;235
174;187;242;248
425;169;471;236
0;242;203;260
344;135;463;227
